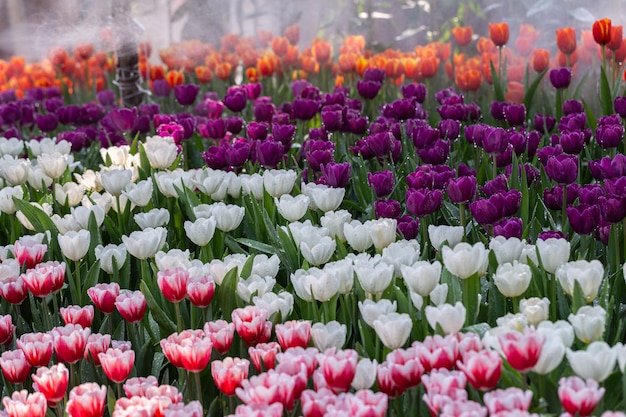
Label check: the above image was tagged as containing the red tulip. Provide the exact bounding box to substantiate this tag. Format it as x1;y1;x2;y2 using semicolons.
0;314;15;346
160;329;205;369
317;348;358;393
558;376;605;417
276;320;311;350
60;305;94;329
204;320;235;355
13;239;47;269
556;27;577;55
0;276;28;305
592;18;612;45
483;387;532;414
498;328;544;372
98;348;135;383
66;383;107;417
489;22;510;47
232;306;272;347
87;283;120;315
123;375;159;398
178;336;212;373
211;357;250;396
248;342;281;372
50;324;90;364
84;333;111;365
3;391;47;417
456;349;502;390
21;261;65;298
32;363;69;405
115;291;147;323
17;332;53;367
0;349;31;384
157;266;189;303
186;274;216;308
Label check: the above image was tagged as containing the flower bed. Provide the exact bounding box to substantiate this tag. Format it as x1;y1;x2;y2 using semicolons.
0;16;625;417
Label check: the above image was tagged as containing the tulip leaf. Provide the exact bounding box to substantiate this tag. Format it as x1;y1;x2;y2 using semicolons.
151;351;166;378
174;183;199;222
236;238;276;256
107;387;117;417
463;323;491;338
571;279;587;314
82;260;101;303
600;65;613;116
140;280;176;335
13;198;58;236
489;61;505;102
217;267;240;320
523;68;547;113
207;395;222;417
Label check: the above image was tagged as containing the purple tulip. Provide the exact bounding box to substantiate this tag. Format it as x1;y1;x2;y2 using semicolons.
469;195;505;225
536;145;563;166
223;86;248;113
567;204;600;234
198;119;227;139
97;90;116;107
246;122;269;141
549;67;571;89
364;132;394;158
406;188;443;217
254;98;275;122
502;190;522;217
364;67;385;83
157;122;185;146
538;230;567;240
356;80;382;100
152;80;171;97
44;98;64;114
225;116;244;135
35;113;59;132
595;219;612;245
589;154;626;180
109;108;138;132
495;144;514;168
345;110;368;134
562;99;584;115
0;103;21;125
224;139;251;168
139;103;160;119
272;123;296;147
508;131;527;155
345;98;363;111
437;103;468;121
490;101;507;121
578;184;605;205
505;163;541;186
596;124;624;149
397;215;419;240
604;177;626;196
481;174;509;197
464;124;488;147
558;131;585;154
482;127;509;155
458;163;476;177
542;184;580;210
526;131;542;159
599;196;626;223
388;98;417;120
174;84;200;106
534;113;556;133
438;119;461;141
26;88;44;101
446;176;477;204
435;87;456;104
411;125;440;149
401;83;427;103
293;98;319;121
545;154;578;184
1;127;20;139
558;113;586;132
375;199;401;219
503;104;526;127
320;162;351;188
57;131;88;152
322;91;346;107
368;170;395;198
202;146;228;169
256;140;284;168
493;217;523;239
244;82;262;100
614;97;626;118
321;107;344;132
417;139;450;164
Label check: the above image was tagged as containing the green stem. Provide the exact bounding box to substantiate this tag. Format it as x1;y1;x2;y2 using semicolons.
74;261;82;305
459;203;466;239
194;371;203;407
41;297;53;331
175;302;184;332
561;184;568;233
56;402;64;417
492;153;498;180
462;274;480;327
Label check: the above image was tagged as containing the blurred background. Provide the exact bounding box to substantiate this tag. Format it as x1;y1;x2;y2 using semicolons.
0;0;623;61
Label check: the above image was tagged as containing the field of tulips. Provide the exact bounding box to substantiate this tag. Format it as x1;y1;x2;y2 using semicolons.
2;13;626;417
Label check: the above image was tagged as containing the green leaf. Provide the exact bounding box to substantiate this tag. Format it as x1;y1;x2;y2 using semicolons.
236;238;276;255
571;279;587;314
600;65;613;116
140;280;176;335
523;68;547;112
174;184;199;222
217;267;240;320
83;261;101;303
490;61;505;102
13;198;58;236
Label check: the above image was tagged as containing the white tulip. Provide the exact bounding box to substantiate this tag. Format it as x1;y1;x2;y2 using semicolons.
0;137;24;157
211;203;245;232
320;210;352;241
344;220;373;252
493;261;532;298
240;173;264;200
536;238;570;274
537;320;575;348
143;135;178;169
0;185;23;214
276;194;309;222
306;183;345;212
236;274;276;302
184;217;216;247
95;244;127;274
382;239;421;277
358;299;397;327
351;358;377;390
425;302;466;334
324;259;354;294
311;321;346;351
369;218;397;250
429;283;449;306
134;208;170;230
489;236;525;265
263;169;297;197
556;260;604;302
122;227;167;260
290;267;339;302
300;235;336;266
71;205;105;229
251;254;280;279
401;260;441;297
441;242;489;279
354;259;394;298
568;305;606;344
428;224;464;250
27;165;53;191
58;229;90;262
100;145;131;166
519;297;550;326
288;220;328;248
0;155;30;185
252;291;294;320
122;178;153;207
566;341;616;382
155;249;191;271
373;312;412;349
531;332;565;375
37;152;68;179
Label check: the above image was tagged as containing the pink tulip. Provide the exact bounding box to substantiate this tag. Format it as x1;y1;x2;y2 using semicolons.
498;328;544;373
249;342;281;372
204;320;235;355
317;348;358;393
276;320;311;350
66;383;107;417
60;305;94;328
558;376;605;417
0;349;31;384
3;390;47;417
32;363;69;405
17;332;53;367
99;348;135;383
87;283;120;315
456;349;502;391
211;357;250;396
157;266;189;303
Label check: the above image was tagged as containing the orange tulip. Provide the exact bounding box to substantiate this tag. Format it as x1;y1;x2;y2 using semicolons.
165;70;184;88
477;37;496;54
455;67;482;91
614;39;626;63
592;18;612;45
451;26;473;47
257;53;277;77
271;37;290;57
607;26;623;51
215;62;232;81
256;30;273;48
557;49;579;67
150;65;165;81
402;58;420;80
283;25;300;45
300;56;319;74
507;65;525;83
385;58;403;79
195;66;213;84
74;43;94;61
312;39;332;64
505;81;525;104
489;22;510;47
531;49;550;72
556;27;577;55
245;67;259;83
419;56;440;78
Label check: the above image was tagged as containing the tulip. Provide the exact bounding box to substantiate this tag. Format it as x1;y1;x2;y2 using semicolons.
498;328;544;372
428;224;463;250
441;242;489;279
276;320;311;350
13;237;47;269
65;383;107;417
536;237;570;274
16;332;53;368
519;297;550;326
300;235;336;266
178;337;212;373
0;349;31;384
21;260;66;298
122;178;153;207
60;305;94;328
186;274;216;308
568;305;606;343
32;363;69;404
344;220;373;252
276;194;309;222
232;306;272;346
304;182;345;212
367;170;395;198
593;18;612;45
122;227;167;260
452;26;473;46
373;313;412;349
248;342;280;372
143;135;179;170
212;357;250;396
84;333;111;366
3;391;47;417
556;27;577;55
51;324;90;364
607;25;623;51
204;320;235;355
401;260;441;297
115;291;147;323
457;350;502;390
58;229;90;262
549;67;572;90
556;260;604;302
311;321;346;351
559;376;605;416
493;261;532;298
317;348;358;393
354;260;394;299
532;331;566;375
425;302;466;334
